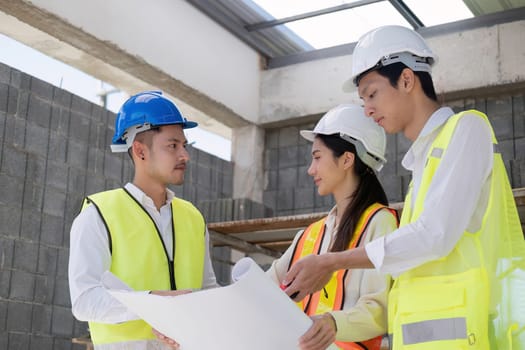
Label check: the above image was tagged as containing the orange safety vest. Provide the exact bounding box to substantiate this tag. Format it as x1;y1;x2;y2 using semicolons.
289;203;398;350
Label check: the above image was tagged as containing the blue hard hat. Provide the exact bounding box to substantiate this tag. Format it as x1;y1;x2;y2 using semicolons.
111;91;197;147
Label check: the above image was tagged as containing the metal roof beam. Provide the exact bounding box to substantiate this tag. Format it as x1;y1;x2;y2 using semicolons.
388;0;424;29
267;7;525;68
245;0;384;32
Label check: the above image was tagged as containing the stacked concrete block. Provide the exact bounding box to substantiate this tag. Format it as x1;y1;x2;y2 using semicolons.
262;93;525;217
197;198;233;223
511;94;525;189
171;145;234;206
210;246;232;286
197;197;270;223
263;121;336;217
232;198;268;221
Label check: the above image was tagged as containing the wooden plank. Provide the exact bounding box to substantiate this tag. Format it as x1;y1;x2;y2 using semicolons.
72;336;93;350
258;240;294;252
208;212;327;234
207;187;525;252
209;188;525;236
209;231;282;258
514;187;525;206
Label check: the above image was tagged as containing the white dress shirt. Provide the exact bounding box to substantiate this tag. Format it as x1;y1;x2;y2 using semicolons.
69;183;218;349
267;206;398;342
365;107;494;277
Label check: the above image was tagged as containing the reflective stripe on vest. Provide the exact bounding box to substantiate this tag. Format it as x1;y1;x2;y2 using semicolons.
82;188;205;345
290;203;397;350
390;110;525;349
402;317;467;345
289;218;327;312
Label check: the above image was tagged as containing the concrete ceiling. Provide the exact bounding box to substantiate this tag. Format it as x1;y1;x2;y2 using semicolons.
1;0;524;135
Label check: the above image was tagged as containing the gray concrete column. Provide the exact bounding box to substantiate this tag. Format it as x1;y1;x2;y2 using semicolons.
232;124;264;203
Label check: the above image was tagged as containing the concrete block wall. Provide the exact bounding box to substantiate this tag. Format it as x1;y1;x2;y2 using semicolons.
263;92;525;217
0;62;234;348
263;122;335;217
175;147;233;205
449;94;525;188
198;197;271;223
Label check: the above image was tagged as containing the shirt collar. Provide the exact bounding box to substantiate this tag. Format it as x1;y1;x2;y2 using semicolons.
325;205;338;233
417;106;455;139
124;183;175;207
327;205;337;219
401;107;455;171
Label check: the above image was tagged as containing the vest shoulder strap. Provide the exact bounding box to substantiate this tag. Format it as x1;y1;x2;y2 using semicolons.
170;196;205;229
430;110;495;152
352;203;396;248
290;218;327;267
83;188;127;208
82;188;131;253
402;109;496;224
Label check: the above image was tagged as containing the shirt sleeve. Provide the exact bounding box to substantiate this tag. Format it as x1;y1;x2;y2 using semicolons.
365;114;494;276
201;227;219;289
331;209;397;341
68;205;140;323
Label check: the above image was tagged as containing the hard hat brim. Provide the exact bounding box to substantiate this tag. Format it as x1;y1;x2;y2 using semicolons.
299;130;316;142
342;78;356;92
182;121;198;129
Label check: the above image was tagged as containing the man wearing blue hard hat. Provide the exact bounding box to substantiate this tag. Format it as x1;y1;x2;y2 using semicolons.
68;91;218;349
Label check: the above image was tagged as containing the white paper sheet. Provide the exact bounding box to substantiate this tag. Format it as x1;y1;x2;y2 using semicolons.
103;257;337;350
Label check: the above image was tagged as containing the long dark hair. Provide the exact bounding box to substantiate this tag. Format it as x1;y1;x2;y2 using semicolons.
317;134;388;252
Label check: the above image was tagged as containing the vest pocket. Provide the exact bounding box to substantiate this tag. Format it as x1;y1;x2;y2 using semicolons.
389;268;489;349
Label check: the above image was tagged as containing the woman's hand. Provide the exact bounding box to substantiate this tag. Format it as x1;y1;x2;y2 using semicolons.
299;313;337;350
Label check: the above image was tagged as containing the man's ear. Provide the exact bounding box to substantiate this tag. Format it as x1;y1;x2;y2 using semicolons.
131;140;146;161
399;68;415;91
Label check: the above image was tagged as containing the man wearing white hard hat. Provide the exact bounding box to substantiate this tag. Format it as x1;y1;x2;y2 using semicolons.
68;91;218;349
268;104;399;350
283;25;525;349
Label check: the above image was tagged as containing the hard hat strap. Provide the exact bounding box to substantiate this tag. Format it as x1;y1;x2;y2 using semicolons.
339;133;384;171
380;51;432;73
355;51;432;86
110;123;153;153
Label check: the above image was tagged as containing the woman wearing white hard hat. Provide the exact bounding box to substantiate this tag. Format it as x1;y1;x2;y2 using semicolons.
284;25;525;350
267;104;399;350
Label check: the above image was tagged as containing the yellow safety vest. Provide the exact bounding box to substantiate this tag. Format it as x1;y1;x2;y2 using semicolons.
290;203;399;350
389;110;525;349
82;188;206;345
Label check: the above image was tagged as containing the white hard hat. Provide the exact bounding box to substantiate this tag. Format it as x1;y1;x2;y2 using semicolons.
343;25;437;91
300;104;386;171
